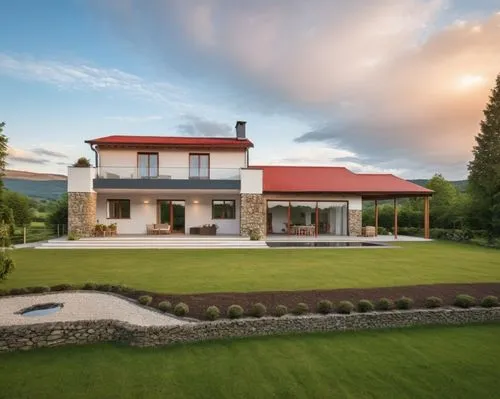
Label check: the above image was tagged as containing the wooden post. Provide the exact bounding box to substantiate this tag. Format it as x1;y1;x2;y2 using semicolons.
287;202;291;235
394;198;398;239
169;201;174;231
315;205;319;237
23;227;27;244
424;196;430;239
374;200;379;236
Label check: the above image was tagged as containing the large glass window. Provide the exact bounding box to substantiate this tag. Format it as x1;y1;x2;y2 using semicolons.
267;201;290;234
137;153;158;178
318;202;347;235
212;200;235;219
107;199;130;219
189;154;210;179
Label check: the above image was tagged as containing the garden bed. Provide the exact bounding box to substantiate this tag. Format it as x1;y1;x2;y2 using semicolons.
2;282;499;320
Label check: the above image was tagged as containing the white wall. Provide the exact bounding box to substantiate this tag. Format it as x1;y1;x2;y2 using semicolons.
98;148;246;179
96;193;240;235
240;169;263;194
67;167;96;192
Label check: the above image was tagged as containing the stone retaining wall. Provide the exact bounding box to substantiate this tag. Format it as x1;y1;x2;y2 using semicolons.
1;308;498;353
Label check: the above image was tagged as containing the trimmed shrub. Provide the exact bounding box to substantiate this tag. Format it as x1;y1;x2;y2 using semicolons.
205;306;221;321
111;284;132;294
480;295;499;308
0;252;15;281
174;302;189;317
67;232;80;241
28;286;50;294
274;305;288;317
83;282;97;290
454;294;476;309
395;296;414;310
316;299;334;314
137;295;153;306
157;301;172;312
251;303;267;318
357;299;374;313
51;284;74;292
227;304;244;319
9;287;29;295
336;301;354;314
0;288;7;296
96;284;112;292
376;298;394;311
293;302;309;315
424;296;443;308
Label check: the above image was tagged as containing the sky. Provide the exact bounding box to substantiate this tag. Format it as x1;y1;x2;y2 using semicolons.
1;0;499;180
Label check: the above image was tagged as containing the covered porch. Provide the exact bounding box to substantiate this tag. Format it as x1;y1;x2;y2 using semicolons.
94;190;241;236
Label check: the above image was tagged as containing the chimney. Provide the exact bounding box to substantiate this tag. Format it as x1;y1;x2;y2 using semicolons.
235;121;247;139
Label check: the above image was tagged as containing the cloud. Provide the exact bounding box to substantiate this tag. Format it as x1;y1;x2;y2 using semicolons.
105;115;164;123
98;1;500;178
176;115;232;136
7;148;48;165
0;53;185;104
31;147;68;159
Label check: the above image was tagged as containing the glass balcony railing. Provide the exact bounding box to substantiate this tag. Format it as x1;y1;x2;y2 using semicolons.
95;166;241;180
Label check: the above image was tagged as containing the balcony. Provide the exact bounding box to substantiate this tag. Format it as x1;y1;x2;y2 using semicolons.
93;166;241;190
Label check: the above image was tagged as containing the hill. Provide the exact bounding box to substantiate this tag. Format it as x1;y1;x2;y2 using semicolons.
409;179;468;192
3;170;67;200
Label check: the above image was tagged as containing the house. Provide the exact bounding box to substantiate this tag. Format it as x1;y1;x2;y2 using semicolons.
67;121;432;238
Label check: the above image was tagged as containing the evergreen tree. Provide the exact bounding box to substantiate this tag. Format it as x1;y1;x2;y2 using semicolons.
468;74;500;241
0;122;7;198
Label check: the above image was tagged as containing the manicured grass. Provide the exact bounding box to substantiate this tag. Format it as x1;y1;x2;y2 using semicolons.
3;241;500;294
1;325;499;399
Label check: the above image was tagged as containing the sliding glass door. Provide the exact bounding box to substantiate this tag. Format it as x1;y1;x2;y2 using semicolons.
266;200;348;236
158;200;185;233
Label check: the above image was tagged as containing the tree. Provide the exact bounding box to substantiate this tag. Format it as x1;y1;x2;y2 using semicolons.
0;122;8;200
468;74;500;242
3;190;33;226
47;193;68;227
73;157;91;167
426;174;459;229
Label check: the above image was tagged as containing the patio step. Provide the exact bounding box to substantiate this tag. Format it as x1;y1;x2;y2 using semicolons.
35;238;268;249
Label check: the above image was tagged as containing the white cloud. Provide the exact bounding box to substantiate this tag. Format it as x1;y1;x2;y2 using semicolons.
0;53;184;104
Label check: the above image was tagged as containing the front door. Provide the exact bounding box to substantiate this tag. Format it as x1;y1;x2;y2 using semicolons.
158;200;185;233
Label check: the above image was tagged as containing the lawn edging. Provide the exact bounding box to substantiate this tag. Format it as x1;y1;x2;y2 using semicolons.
1;307;499;353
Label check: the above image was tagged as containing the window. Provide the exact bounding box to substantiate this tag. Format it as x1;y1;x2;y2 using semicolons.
189;153;209;179
212;200;235;219
107;200;130;219
138;153;158;178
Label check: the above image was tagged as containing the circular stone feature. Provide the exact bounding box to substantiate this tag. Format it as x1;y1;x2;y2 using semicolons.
18;303;64;317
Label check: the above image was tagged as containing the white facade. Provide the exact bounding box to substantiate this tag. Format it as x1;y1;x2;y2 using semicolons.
96;193;240;235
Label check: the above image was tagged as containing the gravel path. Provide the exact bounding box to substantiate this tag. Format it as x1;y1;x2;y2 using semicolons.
0;292;188;327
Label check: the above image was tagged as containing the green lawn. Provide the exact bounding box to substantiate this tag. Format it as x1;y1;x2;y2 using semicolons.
3;241;499;294
1;325;499;399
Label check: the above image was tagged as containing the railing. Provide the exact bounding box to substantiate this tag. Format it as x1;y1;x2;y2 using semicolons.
95;166;241;180
11;224;67;245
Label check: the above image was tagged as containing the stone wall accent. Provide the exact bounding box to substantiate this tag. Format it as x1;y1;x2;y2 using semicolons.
348;209;362;236
240;194;266;239
68;192;97;237
1;308;499;353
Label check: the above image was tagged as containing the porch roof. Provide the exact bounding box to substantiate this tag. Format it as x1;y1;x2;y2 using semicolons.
252;166;433;198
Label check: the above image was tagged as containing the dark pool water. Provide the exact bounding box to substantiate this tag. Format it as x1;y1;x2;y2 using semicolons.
19;303;63;317
266;241;385;248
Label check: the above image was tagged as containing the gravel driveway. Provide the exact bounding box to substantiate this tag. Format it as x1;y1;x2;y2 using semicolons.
0;292;188;327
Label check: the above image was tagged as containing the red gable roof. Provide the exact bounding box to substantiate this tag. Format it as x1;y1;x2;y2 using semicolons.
85;135;254;149
253;166;433;196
